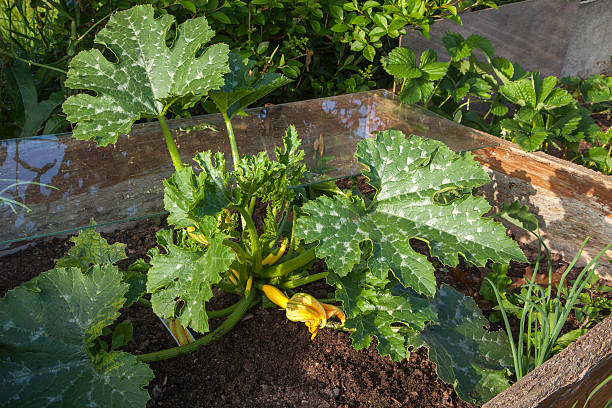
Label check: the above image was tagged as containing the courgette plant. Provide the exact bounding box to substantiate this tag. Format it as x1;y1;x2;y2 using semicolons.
1;6;529;407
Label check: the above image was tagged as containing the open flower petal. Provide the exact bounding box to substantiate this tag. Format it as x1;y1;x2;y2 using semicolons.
262;285;345;340
322;303;346;325
286;293;327;328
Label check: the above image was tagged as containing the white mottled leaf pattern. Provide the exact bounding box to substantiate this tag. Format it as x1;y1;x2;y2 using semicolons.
0;266;153;407
63;5;229;146
297;130;526;297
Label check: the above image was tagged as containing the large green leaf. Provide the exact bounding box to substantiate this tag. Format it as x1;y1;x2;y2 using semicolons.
147;234;234;333
209;52;292;119
63;5;230;146
296;130;526;297
407;285;512;405
0;266;153;407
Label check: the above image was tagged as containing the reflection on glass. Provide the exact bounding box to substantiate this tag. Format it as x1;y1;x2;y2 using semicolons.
0;90;495;247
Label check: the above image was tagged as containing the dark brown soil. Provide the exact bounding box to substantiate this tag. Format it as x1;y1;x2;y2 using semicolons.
1;193;610;408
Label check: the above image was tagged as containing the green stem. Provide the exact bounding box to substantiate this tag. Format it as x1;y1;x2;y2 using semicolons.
223;112;240;171
248;196;256;217
223;239;250;264
424;79;442;107
234;206;262;272
280;271;328;289
287;205;297;257
452;98;489;117
158;114;183;172
258;247;316;278
74;11;112;44
272;204;288;249
438;94;452;109
137;289;257;363
207;302;239;319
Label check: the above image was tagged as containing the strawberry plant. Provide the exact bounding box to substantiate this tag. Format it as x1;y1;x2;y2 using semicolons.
384;32;611;174
1;6;531;407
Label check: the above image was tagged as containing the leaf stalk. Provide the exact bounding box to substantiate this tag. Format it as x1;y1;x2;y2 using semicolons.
279;271;328;289
158;114;184;172
223;112;240;171
258;248;316;278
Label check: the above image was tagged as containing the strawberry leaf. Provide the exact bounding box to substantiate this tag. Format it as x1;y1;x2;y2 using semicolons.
382;48;447;104
63;5;230;146
381;47;421;79
500;73;573;112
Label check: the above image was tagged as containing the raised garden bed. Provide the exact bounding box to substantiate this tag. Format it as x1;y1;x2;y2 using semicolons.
2;3;611;408
2;200;610;408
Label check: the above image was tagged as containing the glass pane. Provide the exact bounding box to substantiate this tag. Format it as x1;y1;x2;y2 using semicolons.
0;90;496;247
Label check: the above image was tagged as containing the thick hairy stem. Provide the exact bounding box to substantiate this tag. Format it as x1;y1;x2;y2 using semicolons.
158;114;183;172
136;289;257;363
137;297;152;307
258;248;316;278
280;271;328;289
223;239;250;264
223;112;240;171
207;296;261;319
234;205;262;272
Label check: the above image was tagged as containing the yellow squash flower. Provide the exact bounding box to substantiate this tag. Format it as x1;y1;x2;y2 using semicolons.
262;285;345;340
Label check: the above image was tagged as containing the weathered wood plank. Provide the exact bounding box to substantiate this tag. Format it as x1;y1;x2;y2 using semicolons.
400;0;612;78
